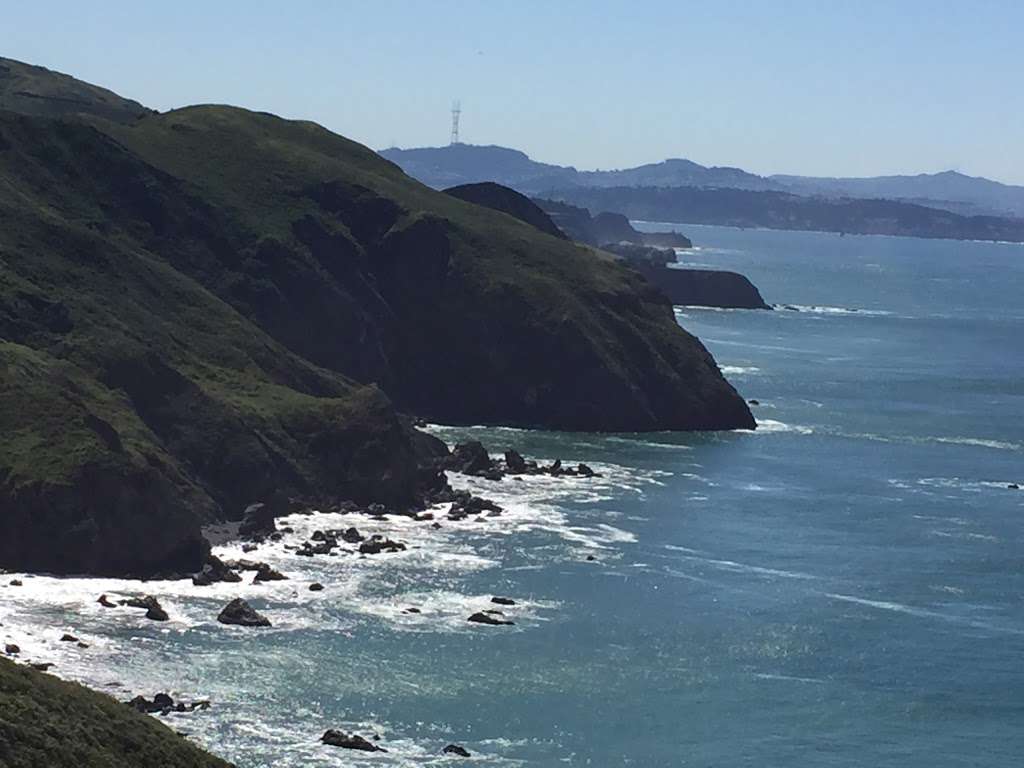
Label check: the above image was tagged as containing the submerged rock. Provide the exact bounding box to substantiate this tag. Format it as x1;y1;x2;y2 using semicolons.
443;743;472;757
216;598;271;627
308;582;325;592
320;729;386;752
490;596;516;606
97;594;116;608
4;644;19;655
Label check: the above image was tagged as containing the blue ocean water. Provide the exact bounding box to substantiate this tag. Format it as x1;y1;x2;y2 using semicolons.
2;225;1022;767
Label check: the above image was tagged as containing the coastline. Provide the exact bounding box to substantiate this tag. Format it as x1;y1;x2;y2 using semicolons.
0;433;664;764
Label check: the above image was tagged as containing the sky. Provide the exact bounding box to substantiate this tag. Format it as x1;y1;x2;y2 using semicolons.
3;1;1023;183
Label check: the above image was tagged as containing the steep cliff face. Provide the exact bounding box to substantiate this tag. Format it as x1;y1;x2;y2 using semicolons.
0;63;753;576
92;106;754;432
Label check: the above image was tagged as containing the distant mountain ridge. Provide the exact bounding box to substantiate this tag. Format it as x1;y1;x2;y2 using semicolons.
380;144;1024;220
772;170;1024;218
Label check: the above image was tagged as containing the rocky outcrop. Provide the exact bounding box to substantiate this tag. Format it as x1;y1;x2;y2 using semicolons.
216;598;271;627
321;730;386;752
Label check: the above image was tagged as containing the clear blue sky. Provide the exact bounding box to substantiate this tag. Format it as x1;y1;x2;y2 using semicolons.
4;1;1022;182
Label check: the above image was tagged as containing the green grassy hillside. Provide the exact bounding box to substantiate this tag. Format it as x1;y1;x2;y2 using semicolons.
0;59;751;576
0;658;232;767
91;105;752;430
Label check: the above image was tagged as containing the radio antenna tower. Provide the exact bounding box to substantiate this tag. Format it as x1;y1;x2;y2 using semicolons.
450;100;461;145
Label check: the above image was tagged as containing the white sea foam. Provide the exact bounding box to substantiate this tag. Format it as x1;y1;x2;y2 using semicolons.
825;593;1024;636
773;304;892;317
932;436;1021;451
603;435;693;451
720;365;761;375
742;419;814;435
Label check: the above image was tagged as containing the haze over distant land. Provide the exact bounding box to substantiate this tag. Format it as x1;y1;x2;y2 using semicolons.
380;143;1024;242
2;1;1023;183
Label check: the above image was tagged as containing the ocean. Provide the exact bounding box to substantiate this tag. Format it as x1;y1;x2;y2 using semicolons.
2;225;1022;767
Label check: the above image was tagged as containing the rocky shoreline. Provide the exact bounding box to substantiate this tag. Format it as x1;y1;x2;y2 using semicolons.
0;430;611;763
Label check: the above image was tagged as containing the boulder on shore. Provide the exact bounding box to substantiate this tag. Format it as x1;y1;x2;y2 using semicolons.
216;598;271;627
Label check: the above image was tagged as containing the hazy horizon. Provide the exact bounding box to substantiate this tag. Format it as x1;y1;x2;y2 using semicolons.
4;0;1023;184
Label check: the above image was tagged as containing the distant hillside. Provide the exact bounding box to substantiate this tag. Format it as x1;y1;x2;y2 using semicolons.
0;56;150;122
546;185;1024;243
578;158;773;191
381;143;1024;233
381;144;780;194
444;182;567;239
773;170;1024;218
